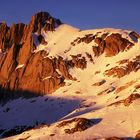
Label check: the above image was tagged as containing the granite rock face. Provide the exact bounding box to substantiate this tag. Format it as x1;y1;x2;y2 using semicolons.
0;12;63;100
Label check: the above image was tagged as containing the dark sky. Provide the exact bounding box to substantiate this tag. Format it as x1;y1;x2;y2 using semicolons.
0;0;140;33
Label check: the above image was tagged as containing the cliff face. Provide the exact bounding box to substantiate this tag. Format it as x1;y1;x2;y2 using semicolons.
0;12;64;97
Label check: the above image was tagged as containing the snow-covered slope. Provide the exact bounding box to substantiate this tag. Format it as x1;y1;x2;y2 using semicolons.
1;23;140;140
34;24;135;58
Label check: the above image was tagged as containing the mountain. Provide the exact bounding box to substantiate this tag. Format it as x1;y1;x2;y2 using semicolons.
0;12;140;139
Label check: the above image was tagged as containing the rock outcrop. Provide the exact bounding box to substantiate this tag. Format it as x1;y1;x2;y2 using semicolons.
57;118;94;134
104;55;140;78
135;130;140;139
93;33;134;57
108;93;140;107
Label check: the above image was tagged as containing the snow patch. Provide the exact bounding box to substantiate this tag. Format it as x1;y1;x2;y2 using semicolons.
16;64;24;69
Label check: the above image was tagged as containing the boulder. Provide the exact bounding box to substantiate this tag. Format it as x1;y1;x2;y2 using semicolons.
57;118;94;134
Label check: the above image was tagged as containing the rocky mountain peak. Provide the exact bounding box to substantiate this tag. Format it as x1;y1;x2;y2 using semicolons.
0;12;64;101
29;11;62;34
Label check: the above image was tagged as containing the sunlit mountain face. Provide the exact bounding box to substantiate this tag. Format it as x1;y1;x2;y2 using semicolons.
0;12;140;140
